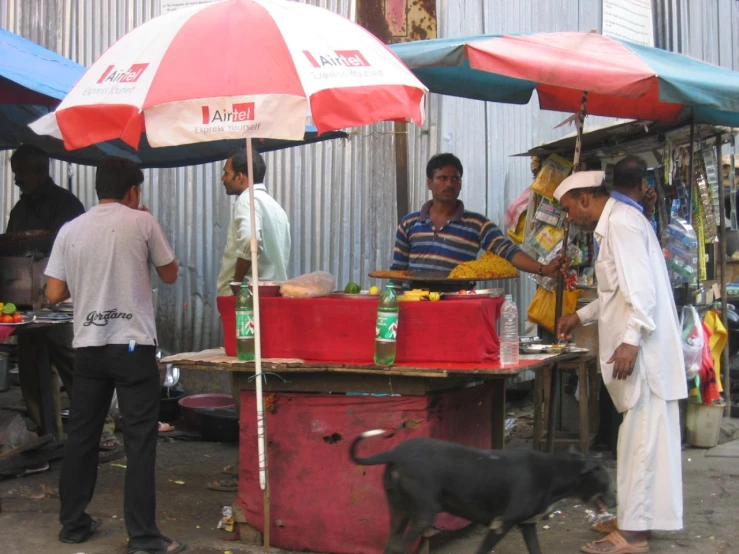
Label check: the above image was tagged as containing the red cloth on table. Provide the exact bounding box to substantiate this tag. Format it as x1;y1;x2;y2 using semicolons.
0;326;15;342
217;296;503;363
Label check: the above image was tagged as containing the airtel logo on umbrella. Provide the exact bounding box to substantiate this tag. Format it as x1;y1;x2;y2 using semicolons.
97;63;150;84
303;50;370;68
201;103;256;124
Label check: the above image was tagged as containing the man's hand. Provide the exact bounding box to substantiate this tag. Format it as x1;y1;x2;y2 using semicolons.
643;187;657;215
607;343;639;380
556;313;580;342
541;253;569;279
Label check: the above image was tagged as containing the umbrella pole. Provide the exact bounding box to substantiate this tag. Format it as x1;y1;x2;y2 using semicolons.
245;139;270;550
548;91;586;453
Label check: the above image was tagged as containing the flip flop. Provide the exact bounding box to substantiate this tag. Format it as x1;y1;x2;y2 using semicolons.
581;531;650;554
222;464;239;477
59;518;103;544
207;478;238;492
158;422;176;433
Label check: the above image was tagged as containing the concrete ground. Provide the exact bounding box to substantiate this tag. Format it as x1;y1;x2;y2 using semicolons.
1;385;739;554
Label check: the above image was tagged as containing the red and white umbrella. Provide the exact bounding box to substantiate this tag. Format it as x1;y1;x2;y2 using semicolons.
31;0;427;519
31;0;426;149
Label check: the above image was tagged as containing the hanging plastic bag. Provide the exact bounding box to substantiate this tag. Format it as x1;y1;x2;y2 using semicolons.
679;305;704;379
526;287;581;334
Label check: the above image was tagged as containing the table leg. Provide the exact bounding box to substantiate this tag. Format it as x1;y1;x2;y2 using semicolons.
578;362;589;454
32;332;58;440
532;368;544;452
545;363;559;453
490;379;506;450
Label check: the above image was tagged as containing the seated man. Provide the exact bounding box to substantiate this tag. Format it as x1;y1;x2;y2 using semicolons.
392;153;562;278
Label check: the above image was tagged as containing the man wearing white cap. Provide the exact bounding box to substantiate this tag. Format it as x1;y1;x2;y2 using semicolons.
555;171;687;554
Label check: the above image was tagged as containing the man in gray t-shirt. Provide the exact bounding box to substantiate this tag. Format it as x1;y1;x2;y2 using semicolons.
45;157;184;554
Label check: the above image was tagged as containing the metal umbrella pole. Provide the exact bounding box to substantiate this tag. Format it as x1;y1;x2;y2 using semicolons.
547;91;587;453
244;138;271;550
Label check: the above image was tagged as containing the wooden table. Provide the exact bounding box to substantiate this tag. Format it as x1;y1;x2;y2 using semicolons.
163;348;580;449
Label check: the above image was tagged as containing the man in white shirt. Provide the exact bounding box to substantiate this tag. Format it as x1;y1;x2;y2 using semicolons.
556;169;687;554
210;147;290;492
216;147;291;295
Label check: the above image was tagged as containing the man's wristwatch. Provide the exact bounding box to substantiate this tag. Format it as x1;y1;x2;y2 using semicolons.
538;263;544;275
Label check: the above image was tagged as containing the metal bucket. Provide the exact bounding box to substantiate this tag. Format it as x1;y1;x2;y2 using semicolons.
0;353;9;392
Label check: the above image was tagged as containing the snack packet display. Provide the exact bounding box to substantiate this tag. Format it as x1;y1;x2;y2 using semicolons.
531;154;573;200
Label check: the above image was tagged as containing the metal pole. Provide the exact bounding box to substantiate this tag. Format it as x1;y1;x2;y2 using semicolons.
686;119;695;222
548;91;587;453
716;134;731;416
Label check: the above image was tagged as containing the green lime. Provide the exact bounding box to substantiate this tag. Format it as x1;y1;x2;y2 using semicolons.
1;303;16;315
344;282;361;294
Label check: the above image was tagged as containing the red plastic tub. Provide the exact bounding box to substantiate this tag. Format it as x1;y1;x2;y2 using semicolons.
178;393;235;428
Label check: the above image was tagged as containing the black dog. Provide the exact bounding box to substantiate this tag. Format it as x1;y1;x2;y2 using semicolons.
350;431;616;554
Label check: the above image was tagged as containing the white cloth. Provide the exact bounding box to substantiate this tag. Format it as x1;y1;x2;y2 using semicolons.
217;183;291;296
617;376;683;531
576;198;687;412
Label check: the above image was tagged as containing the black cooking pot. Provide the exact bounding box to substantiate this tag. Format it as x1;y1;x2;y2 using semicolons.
159;386;186;423
194;407;239;442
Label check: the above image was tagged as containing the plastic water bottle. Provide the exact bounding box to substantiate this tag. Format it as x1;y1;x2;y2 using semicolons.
500;294;519;366
235;280;255;361
374;282;399;365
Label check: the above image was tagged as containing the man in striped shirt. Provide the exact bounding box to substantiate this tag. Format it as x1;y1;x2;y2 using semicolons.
391;153;562;278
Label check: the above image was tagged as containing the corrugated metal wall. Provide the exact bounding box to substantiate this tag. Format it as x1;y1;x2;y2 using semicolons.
1;0;738;355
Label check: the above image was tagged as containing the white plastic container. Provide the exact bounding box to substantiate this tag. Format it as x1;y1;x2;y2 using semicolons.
686;401;724;448
500;294;519;366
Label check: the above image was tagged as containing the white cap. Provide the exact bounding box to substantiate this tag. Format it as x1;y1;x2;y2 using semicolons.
553;170;606;202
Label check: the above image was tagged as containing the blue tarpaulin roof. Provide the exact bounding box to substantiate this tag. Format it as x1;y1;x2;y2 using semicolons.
0;28;345;167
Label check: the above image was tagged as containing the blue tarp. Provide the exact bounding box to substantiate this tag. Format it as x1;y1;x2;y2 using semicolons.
0;28;345;167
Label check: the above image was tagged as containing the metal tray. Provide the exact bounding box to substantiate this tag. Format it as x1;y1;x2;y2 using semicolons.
441;288;504;299
329;292;379;300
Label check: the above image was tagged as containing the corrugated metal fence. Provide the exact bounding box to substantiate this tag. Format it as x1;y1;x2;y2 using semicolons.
1;0;737;356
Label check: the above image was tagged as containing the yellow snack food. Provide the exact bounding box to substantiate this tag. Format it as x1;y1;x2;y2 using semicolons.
449;252;518;280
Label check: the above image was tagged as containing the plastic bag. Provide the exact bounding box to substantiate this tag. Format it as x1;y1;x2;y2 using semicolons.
679;305;704;379
531;154;573;200
526;287;581;333
280;271;336;298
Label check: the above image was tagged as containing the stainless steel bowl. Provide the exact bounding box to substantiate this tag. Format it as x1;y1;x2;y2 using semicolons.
229;281;282;297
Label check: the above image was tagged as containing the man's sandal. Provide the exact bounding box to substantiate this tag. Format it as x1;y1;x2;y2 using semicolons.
592;519;652;540
581;531;649;554
207;478;238;492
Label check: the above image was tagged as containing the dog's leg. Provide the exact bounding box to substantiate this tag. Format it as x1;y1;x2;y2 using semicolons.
383;500;410;554
519;522;542;554
474;521;512;554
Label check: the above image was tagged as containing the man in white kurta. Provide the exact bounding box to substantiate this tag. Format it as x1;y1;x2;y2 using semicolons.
555;169;687;554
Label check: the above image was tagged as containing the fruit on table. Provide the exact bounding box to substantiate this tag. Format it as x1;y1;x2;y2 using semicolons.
368;285;380;295
402;289;430;301
1;315;12;324
429;292;441;301
344;282;361;294
12;313;22;323
0;302;4;311
1;303;17;315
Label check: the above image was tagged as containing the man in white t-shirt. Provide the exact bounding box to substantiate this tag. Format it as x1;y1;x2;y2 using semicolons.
45;157;185;554
209;147;291;492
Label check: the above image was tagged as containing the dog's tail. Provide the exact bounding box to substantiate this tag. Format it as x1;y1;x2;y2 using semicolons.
350;429;396;466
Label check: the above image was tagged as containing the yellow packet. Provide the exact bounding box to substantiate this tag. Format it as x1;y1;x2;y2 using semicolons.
531;154;573;200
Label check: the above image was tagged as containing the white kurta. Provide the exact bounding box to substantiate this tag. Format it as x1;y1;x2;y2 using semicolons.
217;183;291;296
576;198;687;531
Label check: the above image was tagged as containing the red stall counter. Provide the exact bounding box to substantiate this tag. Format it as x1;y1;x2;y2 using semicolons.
217;295;503;364
236;383;495;554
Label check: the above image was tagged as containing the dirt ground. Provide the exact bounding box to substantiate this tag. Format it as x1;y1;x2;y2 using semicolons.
1;387;739;554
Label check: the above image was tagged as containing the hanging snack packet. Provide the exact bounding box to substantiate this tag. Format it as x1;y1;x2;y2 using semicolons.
531;154;573;200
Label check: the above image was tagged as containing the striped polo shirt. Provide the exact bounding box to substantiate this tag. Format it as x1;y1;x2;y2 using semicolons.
391;201;521;272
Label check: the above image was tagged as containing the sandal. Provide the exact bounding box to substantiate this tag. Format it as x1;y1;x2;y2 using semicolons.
592;519;652;539
222;464;239;477
581;531;649;554
207;478;238;492
99;431;121;451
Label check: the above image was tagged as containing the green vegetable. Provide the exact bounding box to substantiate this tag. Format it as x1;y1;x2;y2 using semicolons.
1;303;16;315
344;282;361;294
